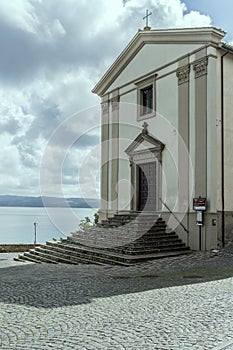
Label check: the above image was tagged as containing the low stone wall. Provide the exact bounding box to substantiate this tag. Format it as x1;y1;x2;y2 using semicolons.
0;244;41;253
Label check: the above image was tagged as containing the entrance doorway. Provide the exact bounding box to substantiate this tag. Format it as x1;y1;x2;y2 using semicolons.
138;162;157;211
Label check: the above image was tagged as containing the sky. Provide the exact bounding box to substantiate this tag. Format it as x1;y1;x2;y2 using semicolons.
0;0;232;200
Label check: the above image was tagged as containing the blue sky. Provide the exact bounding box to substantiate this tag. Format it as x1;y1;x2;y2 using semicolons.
183;0;233;41
0;0;232;199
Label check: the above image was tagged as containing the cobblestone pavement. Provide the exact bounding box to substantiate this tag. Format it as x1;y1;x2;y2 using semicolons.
1;247;233;349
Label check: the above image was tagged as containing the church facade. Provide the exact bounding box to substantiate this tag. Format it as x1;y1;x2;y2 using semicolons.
92;27;233;251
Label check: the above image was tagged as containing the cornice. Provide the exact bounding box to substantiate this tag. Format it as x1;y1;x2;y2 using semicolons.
92;27;225;96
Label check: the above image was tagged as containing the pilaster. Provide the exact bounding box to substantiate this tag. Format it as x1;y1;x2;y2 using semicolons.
193;54;208;250
100;95;109;215
109;90;120;212
193;55;208;197
177;61;190;213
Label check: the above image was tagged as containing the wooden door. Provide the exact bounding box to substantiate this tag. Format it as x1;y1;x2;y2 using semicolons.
138;162;156;211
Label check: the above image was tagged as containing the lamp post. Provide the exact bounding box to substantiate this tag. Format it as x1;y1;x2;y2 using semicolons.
34;222;38;245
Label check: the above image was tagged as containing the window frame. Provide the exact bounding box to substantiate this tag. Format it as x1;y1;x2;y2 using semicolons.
135;74;157;121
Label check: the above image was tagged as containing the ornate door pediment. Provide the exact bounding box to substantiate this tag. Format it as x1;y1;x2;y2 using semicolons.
125;126;165;163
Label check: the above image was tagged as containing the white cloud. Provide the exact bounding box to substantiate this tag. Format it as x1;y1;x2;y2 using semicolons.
124;0;211;28
181;10;212;27
0;0;214;197
0;0;40;34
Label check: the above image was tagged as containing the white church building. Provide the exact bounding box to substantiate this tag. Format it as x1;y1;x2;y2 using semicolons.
92;26;233;251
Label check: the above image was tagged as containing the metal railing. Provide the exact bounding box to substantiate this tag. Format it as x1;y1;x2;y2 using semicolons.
159;198;189;235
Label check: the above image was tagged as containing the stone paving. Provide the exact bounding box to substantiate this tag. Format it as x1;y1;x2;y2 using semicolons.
1;248;233;349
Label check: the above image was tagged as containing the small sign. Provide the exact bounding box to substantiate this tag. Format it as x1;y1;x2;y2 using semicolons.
193;197;207;211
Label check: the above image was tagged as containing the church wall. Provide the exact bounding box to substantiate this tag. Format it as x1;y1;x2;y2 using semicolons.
116;70;180;212
204;53;219;247
156;73;179;211
207;55;218;213
215;51;223;214
109;43;203;92
223;54;233;211
183;49;219;250
156;72;178;127
222;54;233;240
118;92;139;211
98;36;230;250
99;97;109;221
189;61;196;205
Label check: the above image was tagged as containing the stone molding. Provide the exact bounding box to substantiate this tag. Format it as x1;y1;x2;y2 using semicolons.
176;65;190;85
132;149;162;163
193;57;208;79
110;96;120;112
93;28;225;96
101;101;109;115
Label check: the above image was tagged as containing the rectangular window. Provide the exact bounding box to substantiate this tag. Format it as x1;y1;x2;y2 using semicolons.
141;85;153;115
135;74;157;121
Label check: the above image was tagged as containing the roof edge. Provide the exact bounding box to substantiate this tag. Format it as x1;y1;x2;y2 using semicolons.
92;26;226;96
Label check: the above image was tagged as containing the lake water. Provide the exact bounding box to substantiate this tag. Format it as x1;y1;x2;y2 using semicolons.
0;207;99;244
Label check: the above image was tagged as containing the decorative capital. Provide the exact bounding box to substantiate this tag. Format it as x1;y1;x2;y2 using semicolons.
111;96;120;112
176;65;190;85
101;102;108;115
193;57;208;79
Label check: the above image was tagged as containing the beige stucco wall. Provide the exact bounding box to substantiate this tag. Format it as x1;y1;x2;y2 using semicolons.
206;54;218;213
223;54;233;211
117;68;180;212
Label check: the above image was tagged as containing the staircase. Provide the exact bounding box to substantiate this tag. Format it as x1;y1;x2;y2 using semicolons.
14;212;191;266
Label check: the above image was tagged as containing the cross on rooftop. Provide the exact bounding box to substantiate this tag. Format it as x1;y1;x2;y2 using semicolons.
143;9;152;28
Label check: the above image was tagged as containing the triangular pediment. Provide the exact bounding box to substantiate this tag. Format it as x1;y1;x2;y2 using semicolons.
125;131;165;156
92;27;225;96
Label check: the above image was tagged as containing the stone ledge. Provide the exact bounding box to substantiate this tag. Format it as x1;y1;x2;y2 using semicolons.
0;244;41;253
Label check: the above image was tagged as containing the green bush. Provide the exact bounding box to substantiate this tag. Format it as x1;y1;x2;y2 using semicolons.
78;211;99;231
79;216;91;230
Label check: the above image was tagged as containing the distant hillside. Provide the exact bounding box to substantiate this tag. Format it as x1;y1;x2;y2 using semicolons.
0;195;100;208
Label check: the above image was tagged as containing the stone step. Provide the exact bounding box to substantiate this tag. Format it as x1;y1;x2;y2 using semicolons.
49;241;191;264
120;243;187;254
143;228;174;235
121;249;192;263
103;217;164;224
123;238;184;249
69;239;184;255
68;235;182;250
25;250;58;264
69;232;179;247
53;239;187;256
14;213;190;266
109;223;167;230
15;241;190;266
38;242;133;266
15;254;42;264
17;251;55;264
101;216;164;227
137;232;179;240
31;248;79;265
45;242;134;265
36;245;106;265
77;225;168;236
